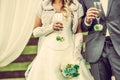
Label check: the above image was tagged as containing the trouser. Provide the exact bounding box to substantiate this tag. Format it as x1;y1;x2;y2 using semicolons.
90;37;120;80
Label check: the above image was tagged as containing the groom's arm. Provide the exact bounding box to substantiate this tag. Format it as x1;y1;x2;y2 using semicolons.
78;0;99;32
78;0;91;32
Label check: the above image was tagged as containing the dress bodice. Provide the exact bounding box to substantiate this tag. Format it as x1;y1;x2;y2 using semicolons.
43;13;74;50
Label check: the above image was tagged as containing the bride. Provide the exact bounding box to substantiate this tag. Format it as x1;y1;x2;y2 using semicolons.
25;0;93;80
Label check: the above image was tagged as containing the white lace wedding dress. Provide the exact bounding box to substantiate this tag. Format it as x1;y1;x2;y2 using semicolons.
25;13;93;80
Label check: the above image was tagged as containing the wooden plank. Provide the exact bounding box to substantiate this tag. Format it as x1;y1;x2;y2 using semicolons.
0;78;25;80
13;54;36;63
0;62;30;71
22;46;37;54
27;38;38;45
0;71;25;79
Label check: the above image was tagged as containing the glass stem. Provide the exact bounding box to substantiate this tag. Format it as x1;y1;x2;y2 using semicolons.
96;17;100;24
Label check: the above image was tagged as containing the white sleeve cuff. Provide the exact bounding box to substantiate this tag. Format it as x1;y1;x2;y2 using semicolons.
84;18;92;26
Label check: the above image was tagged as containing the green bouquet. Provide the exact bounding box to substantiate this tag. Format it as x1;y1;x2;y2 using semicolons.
60;64;80;78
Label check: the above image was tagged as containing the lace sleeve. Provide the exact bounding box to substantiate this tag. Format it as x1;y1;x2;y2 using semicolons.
77;3;84;19
32;23;54;37
73;33;83;61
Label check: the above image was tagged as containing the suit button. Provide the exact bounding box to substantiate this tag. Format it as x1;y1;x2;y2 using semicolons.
103;33;106;36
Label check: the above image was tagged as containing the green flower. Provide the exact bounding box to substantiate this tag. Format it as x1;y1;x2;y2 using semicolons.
94;24;103;31
61;64;80;78
56;36;64;41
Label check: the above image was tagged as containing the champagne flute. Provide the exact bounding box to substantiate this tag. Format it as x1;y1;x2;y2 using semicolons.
94;1;103;31
53;13;64;41
53;13;63;32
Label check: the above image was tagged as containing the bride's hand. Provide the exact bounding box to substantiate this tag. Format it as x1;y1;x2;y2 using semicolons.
53;22;63;31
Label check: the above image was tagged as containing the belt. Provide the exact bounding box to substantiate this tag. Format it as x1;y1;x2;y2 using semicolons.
105;36;111;41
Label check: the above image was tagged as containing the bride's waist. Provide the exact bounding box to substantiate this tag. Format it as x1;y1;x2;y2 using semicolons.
46;32;73;41
44;33;74;50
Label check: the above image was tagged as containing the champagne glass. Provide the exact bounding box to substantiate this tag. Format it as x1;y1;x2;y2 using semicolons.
54;13;63;23
93;1;103;31
53;13;64;41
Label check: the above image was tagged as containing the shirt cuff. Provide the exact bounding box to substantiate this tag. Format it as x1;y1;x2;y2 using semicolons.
84;18;92;26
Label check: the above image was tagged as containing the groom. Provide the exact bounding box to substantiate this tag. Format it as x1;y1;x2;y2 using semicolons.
79;0;120;80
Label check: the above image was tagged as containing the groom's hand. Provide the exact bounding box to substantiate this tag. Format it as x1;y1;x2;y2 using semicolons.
85;7;100;24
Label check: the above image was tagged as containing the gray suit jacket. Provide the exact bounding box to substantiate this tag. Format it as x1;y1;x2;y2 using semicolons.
79;0;120;63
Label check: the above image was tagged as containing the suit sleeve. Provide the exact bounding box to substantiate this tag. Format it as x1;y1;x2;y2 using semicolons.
78;0;91;32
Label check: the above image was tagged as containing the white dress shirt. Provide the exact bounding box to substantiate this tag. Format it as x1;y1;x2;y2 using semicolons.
100;0;108;16
100;0;110;36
